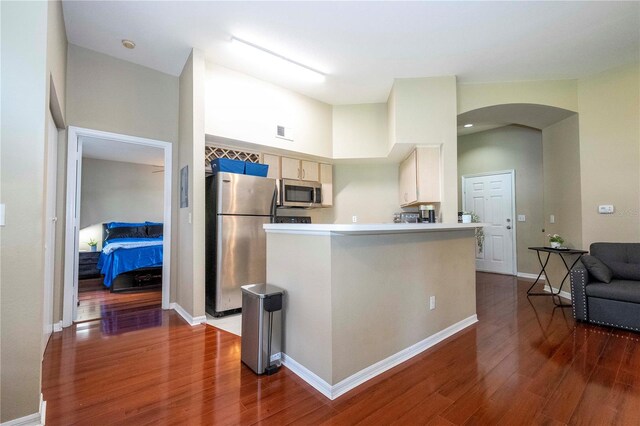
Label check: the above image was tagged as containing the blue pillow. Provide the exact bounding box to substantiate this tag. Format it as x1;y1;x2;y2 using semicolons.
107;222;147;229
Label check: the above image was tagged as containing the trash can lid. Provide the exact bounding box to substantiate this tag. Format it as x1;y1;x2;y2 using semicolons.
241;283;285;298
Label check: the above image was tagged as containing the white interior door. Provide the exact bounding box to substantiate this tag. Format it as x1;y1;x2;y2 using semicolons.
463;172;515;275
43;113;58;354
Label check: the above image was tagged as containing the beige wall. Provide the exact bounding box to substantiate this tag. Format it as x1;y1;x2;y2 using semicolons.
332;103;388;159
331;163;399;224
177;49;207;317
0;1;49;422
79;158;164;249
63;43;180;317
457;79;579;115
66;44;179;143
458;126;545;274
577;63;640;247
541;114;583;285
390;77;459;223
267;229;476;385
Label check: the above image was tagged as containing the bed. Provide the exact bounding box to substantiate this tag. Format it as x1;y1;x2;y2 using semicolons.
97;222;164;292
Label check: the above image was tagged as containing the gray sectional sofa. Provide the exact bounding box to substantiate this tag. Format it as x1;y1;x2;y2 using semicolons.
570;242;640;332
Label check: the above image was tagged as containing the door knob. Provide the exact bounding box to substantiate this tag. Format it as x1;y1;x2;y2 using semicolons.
506;226;512;230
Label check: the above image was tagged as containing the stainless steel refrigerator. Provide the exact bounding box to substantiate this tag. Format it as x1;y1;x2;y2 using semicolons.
205;172;276;317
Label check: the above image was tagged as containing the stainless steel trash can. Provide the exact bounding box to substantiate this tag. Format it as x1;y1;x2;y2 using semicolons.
241;283;284;375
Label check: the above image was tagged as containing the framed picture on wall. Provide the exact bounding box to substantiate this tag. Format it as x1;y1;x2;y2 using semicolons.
180;165;188;208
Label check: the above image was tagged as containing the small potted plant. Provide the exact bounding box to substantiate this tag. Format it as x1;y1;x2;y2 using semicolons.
469;212;485;253
548;234;564;249
87;238;98;252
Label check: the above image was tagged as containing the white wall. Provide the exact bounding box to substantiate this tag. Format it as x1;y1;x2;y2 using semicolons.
458;125;545;274
79;158;164;250
205;62;333;158
0;1;49;422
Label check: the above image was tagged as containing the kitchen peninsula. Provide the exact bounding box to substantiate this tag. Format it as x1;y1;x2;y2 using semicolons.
264;223;481;399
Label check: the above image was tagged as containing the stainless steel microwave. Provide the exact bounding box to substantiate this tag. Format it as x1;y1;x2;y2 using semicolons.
278;179;322;208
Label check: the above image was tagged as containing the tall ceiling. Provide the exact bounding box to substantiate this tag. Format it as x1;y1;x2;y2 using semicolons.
62;1;639;105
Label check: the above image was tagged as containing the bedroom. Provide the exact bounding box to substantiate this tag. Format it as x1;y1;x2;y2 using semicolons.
76;137;166;327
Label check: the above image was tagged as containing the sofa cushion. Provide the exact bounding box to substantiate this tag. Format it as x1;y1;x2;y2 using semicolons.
581;255;613;283
586;280;640;304
590;243;640;280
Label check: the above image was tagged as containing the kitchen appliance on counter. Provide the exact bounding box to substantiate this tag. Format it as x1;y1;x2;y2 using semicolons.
205;172;277;317
419;205;436;223
274;216;312;224
278;179;322;208
393;212;420;223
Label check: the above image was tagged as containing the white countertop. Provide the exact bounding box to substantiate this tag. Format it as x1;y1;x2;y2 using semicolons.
264;222;485;236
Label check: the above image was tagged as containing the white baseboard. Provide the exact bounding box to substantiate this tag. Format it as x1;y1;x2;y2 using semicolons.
517;272;545;281
543;284;572;301
170;303;207;326
1;394;45;426
281;314;478;400
53;321;63;332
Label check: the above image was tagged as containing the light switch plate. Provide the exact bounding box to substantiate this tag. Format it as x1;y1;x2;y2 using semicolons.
598;205;614;214
0;203;5;226
549;214;555;224
517;214;526;222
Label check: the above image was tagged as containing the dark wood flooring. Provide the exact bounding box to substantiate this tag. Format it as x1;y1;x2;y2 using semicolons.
76;287;162;322
42;273;640;425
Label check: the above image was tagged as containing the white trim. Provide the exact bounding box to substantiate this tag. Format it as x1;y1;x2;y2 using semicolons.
53;321;63;332
63;127;172;327
280;353;333;399
0;414;41;426
281;314;478;400
170;302;207;326
543;284;572;301
1;394;45;426
517;272;546;281
462;170;517;276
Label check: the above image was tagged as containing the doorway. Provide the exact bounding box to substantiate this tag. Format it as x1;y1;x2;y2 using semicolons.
63;127;172;327
462;170;516;275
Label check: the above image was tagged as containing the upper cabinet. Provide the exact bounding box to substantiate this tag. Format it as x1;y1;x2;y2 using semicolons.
319;163;333;207
399;146;441;207
261;153;280;180
281;157;319;182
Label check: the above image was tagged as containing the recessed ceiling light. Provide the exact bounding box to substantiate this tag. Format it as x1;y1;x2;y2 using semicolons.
122;39;136;49
230;36;325;83
464;124;473;128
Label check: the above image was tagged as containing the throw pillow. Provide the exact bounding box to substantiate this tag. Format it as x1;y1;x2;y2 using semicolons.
581;255;613;283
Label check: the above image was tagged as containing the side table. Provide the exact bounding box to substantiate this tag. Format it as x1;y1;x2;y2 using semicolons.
527;246;588;307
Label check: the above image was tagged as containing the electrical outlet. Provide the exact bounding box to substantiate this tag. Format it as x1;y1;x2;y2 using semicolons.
352;215;358;223
429;296;436;310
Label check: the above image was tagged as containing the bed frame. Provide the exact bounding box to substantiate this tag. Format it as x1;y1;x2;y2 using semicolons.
102;224;163;293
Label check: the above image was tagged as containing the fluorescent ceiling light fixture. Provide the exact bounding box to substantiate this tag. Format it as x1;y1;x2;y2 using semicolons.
464;124;473;128
230;36;325;83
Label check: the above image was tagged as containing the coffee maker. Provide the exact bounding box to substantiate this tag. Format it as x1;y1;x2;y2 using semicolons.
419;205;436;223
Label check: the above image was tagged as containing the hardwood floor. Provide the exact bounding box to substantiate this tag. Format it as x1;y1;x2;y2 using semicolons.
42;273;640;425
76;287;162;322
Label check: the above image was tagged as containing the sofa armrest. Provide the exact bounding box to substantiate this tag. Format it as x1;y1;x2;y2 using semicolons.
570;263;589;321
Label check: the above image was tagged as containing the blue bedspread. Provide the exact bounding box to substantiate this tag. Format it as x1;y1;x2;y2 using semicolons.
98;240;163;288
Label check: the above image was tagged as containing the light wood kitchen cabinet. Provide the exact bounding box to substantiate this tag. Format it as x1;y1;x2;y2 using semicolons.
261;153;280;179
319;163;333;207
399;146;441;207
281;157;319;181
